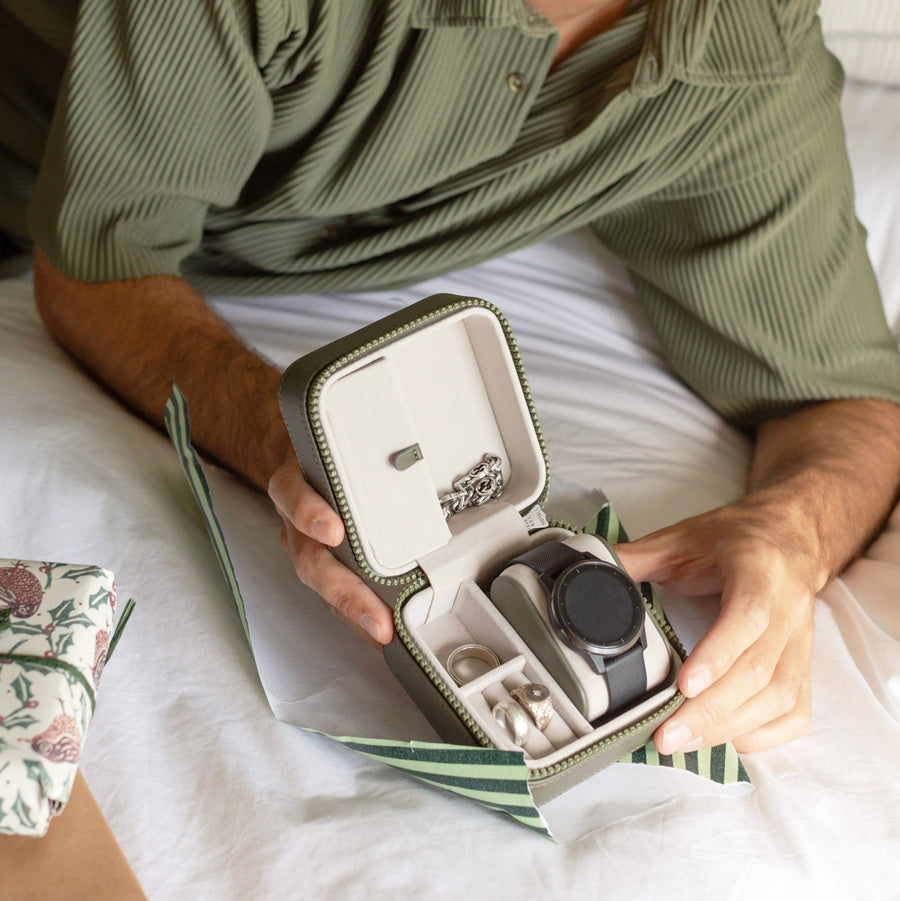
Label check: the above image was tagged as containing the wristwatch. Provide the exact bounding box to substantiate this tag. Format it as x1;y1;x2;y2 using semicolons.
510;541;648;713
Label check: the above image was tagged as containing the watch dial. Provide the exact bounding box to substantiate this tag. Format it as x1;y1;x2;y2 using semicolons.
556;563;643;649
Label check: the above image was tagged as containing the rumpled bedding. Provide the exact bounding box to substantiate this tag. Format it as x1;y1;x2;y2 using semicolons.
0;80;897;898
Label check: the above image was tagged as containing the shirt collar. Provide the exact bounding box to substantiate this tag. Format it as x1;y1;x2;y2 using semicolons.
632;0;794;95
413;0;795;95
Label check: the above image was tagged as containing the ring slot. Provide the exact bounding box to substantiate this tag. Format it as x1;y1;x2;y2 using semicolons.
446;642;501;686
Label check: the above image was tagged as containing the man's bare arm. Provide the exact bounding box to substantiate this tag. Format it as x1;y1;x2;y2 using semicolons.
617;397;900;753
34;248;286;489
33;249;394;644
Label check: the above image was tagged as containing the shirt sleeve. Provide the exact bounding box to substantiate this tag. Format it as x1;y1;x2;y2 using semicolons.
590;20;900;426
28;0;276;281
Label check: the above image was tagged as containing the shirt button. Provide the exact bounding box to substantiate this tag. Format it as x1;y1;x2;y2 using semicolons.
506;71;526;93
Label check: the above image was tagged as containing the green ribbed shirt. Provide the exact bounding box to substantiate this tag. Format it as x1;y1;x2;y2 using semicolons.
2;0;900;423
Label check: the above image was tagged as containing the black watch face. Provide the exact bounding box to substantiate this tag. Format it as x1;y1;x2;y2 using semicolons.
551;561;644;655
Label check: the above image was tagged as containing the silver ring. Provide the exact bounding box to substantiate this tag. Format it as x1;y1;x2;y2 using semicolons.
446;643;501;686
510;683;554;731
492;701;530;746
439;453;504;519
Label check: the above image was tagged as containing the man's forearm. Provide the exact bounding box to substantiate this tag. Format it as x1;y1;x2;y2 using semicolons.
33;249;289;490
744;398;900;583
33;248;401;646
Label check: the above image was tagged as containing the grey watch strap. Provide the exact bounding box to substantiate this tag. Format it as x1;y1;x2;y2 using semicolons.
598;643;647;714
510;541;585;581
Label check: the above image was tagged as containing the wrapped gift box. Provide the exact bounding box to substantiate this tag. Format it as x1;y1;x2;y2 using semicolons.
0;560;117;837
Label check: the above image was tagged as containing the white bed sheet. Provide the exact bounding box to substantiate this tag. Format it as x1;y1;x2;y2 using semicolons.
1;82;899;899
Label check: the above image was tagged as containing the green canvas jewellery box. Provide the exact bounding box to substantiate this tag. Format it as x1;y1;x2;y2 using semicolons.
278;294;687;804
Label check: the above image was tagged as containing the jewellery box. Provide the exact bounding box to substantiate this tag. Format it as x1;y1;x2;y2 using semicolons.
279;294;686;804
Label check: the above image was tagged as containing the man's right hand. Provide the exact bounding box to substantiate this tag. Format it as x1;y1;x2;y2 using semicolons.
267;451;394;647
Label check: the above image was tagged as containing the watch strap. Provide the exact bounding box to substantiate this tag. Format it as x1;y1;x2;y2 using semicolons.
510;541;586;581
600;642;647;713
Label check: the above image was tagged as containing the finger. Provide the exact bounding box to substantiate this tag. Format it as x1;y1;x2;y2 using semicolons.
655;627;811;754
676;542;789;698
659;660;811;756
614;534;680;584
268;456;344;547
615;531;723;596
281;523;394;646
731;680;812;754
728;627;813;753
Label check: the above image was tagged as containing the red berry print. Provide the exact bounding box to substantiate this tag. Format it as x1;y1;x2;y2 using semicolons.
92;630;109;684
31;715;81;763
0;563;43;618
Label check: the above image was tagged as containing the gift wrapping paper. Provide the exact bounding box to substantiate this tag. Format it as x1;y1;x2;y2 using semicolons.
165;385;748;839
0;560;116;836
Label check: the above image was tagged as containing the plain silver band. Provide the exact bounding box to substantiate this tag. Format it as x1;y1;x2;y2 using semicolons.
446;643;501;686
492;701;530;746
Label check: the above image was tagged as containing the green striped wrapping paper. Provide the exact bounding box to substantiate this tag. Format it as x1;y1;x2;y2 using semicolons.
164;386;748;837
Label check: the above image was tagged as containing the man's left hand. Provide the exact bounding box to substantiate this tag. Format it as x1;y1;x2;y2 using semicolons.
615;502;817;755
616;397;900;757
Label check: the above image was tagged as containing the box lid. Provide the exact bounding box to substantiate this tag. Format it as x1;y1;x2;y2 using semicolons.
279;295;549;585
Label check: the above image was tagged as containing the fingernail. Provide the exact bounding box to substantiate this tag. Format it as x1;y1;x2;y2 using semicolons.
658;723;693;755
312;518;336;545
360;615;385;644
684;665;712;698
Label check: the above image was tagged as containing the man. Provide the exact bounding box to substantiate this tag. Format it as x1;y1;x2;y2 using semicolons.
3;0;900;758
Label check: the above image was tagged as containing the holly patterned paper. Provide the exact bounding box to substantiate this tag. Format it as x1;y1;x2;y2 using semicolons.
0;560;116;836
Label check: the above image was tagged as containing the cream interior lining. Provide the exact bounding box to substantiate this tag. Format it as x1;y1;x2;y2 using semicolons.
403;530;681;770
318;306;545;577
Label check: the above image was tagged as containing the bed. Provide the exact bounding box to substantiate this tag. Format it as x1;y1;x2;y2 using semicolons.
1;60;899;901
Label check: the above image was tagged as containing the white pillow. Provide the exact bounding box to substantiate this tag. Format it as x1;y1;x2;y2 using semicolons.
820;0;900;87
